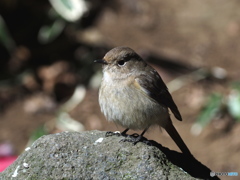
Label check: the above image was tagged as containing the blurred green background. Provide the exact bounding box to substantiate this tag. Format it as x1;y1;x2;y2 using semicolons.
0;0;240;176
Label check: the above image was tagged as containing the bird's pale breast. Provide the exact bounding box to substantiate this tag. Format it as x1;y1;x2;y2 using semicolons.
99;73;169;130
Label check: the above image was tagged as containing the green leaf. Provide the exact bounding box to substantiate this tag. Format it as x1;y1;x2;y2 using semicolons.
29;126;48;142
38;19;65;44
0;15;16;53
196;93;223;127
227;87;240;121
231;81;240;91
60;0;73;10
49;0;88;22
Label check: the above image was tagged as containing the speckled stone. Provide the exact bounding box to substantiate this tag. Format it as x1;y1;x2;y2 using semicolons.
0;130;215;180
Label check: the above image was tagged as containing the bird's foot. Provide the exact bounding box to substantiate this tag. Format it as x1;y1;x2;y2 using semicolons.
120;133;151;145
105;131;121;137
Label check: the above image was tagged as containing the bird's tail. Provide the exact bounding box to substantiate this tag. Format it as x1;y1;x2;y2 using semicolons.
164;120;192;156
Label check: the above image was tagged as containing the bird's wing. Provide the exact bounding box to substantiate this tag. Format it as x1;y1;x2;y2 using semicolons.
134;69;182;121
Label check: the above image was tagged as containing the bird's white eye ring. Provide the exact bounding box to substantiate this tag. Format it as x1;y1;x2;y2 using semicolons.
117;60;126;66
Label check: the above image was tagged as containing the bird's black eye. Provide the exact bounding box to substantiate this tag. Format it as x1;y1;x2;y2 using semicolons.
117;60;126;66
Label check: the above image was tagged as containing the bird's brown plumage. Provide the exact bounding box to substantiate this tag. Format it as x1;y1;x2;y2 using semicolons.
96;46;191;155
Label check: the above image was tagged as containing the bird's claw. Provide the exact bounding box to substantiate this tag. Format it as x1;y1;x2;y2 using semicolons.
119;134;142;145
120;134;151;145
105;131;121;137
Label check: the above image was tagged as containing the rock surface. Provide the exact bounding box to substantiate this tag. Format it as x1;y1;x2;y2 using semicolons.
0;130;219;180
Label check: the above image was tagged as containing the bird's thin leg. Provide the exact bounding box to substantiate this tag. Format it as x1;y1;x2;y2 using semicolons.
121;128;129;136
140;128;148;136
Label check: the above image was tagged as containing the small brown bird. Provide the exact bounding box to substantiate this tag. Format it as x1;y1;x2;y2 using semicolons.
95;46;191;155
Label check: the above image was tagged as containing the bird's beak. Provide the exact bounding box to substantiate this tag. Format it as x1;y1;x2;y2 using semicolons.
94;59;108;64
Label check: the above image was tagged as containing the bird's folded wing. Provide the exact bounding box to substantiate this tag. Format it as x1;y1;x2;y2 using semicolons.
134;71;182;121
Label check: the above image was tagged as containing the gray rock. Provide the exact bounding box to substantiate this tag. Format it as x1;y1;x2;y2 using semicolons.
0;130;218;180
